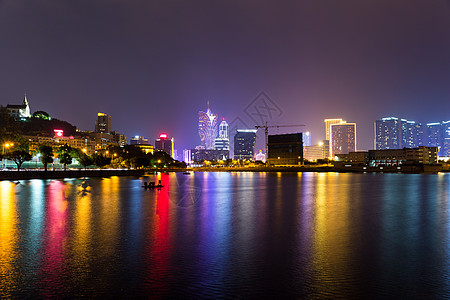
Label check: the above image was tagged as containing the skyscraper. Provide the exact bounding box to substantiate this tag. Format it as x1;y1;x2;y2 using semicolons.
234;129;257;160
95;112;111;133
330;123;356;156
198;103;218;149
375;117;401;150
214;120;230;150
325;119;345;158
155;133;174;158
375;117;423;150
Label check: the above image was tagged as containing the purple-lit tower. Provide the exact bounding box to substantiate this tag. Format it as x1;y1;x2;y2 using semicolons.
198;102;218;149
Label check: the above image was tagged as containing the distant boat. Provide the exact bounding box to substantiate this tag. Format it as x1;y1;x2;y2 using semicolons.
183;171;191;175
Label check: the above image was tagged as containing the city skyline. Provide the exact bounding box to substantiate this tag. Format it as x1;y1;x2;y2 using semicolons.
1;1;449;152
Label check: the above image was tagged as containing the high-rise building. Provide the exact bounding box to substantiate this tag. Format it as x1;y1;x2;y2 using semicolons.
234;129;257;160
330;123;356;157
325;119;345;158
375;117;401;150
95;113;111;133
155;133;174;158
426;123;442;147
198;103;218;150
375;117;423;150
267;133;303;165
214;120;230;150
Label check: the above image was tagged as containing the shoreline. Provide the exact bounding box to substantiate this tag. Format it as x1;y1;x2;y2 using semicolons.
0;169;145;181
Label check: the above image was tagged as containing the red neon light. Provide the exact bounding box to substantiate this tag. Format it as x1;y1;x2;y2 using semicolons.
159;133;168;139
54;129;64;137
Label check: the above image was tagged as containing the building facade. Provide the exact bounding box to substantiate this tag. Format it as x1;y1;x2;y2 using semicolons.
191;149;229;162
233;129;257;160
214;120;230;150
267;133;303;165
330;123;356;157
375;117;423;150
303;140;329;161
324;119;345;158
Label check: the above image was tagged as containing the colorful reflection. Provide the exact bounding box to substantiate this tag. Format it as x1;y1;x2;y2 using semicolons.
0;181;19;298
40;180;70;297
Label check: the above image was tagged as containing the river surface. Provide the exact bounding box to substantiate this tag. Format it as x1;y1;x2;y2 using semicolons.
1;172;450;298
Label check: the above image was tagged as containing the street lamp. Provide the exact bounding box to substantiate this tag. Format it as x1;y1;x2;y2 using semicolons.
2;142;14;168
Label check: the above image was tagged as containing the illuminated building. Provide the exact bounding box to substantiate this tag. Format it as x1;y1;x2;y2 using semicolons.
304;140;329;161
375;117;423;150
255;150;266;162
234;129;257;160
303;131;312;146
214;120;230;150
330;123;356;157
183;149;192;164
324;119;345;158
267;133;303;165
191;149;229;162
425;120;450;157
95;112;111;133
198;103;218;149
155;133;175;158
6;95;31;120
130;136;149;145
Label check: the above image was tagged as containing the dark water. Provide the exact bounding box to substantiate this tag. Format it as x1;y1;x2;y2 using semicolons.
1;172;450;298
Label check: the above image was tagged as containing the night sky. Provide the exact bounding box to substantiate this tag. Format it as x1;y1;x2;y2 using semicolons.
1;0;450;153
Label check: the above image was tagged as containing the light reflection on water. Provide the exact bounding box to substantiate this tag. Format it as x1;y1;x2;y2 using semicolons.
0;173;450;298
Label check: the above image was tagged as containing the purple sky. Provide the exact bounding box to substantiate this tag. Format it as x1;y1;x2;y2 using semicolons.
1;0;450;152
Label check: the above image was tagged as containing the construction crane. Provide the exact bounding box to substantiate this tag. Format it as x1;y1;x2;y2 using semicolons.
255;121;306;155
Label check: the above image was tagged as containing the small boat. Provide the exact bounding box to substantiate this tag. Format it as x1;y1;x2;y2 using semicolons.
143;180;164;189
183;171;191;175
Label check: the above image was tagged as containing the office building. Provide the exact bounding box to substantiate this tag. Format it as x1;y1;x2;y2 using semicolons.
155;133;174;158
198;103;218;149
330;123;356;157
234;129;257;160
267;133;303;165
95;112;111;133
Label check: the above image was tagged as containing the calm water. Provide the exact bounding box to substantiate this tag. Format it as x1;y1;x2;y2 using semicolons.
1;172;450;298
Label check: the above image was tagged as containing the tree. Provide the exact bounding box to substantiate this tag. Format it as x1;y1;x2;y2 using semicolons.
38;144;54;171
78;152;93;170
57;144;75;171
6;150;32;171
92;154;111;169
